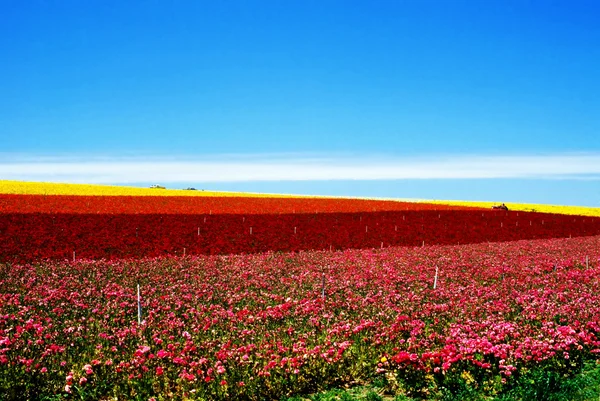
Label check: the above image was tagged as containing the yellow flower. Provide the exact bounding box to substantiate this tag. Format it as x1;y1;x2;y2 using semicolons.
424;199;600;217
380;356;387;363
0;180;308;198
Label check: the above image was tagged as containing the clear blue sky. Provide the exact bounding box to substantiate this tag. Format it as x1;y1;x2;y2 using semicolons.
2;1;600;205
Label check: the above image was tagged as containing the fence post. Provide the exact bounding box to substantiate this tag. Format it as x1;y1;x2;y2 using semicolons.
137;284;142;325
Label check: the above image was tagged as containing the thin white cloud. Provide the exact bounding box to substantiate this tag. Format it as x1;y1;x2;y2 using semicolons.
2;152;600;183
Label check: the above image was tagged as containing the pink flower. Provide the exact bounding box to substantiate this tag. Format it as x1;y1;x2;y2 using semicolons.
79;377;87;385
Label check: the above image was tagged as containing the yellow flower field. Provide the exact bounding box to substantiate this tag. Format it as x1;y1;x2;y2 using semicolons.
0;180;302;198
425;199;600;217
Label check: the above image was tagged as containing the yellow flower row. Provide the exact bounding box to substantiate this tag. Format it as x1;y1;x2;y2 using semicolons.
425;199;600;217
0;180;301;198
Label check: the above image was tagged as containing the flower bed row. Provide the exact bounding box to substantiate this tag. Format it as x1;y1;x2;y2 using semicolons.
1;209;600;263
0;194;479;215
1;236;600;399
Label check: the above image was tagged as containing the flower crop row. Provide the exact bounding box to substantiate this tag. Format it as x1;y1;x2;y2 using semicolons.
1;236;600;399
2;209;600;263
429;199;600;217
0;180;276;197
0;194;477;215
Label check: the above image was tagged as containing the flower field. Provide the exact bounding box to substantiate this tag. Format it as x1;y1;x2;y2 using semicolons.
0;180;276;197
2;236;600;400
428;199;600;218
2;192;600;263
3;181;600;399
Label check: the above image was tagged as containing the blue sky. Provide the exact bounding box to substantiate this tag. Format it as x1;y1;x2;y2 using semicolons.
2;1;599;205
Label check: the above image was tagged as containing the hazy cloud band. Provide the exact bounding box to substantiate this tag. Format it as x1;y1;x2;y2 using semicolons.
2;153;600;183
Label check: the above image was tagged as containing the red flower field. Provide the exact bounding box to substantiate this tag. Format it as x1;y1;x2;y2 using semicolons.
1;195;600;263
2;192;600;399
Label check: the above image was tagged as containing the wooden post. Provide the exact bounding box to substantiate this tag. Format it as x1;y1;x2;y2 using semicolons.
73;251;76;262
137;284;142;325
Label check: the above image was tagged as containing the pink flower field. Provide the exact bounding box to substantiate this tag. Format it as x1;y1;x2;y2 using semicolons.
2;235;600;400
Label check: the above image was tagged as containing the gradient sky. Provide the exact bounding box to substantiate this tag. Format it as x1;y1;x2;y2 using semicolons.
2;1;599;205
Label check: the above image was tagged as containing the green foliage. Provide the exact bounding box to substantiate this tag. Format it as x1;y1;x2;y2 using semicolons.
498;361;600;401
364;390;383;401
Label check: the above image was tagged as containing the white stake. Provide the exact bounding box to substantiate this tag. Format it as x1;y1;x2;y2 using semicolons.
433;266;439;290
73;251;76;262
198;227;200;236
365;226;368;233
422;240;425;247
586;255;589;268
395;225;397;231
250;227;253;235
183;247;186;257
204;217;206;223
294;226;297;234
321;272;325;300
137;284;142;325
